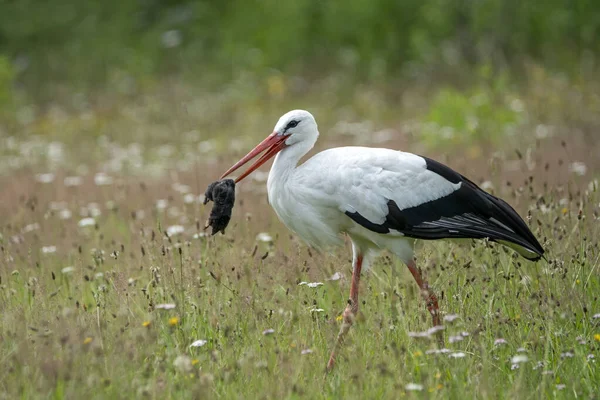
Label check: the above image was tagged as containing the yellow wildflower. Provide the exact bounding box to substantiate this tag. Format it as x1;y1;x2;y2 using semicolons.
594;334;600;342
562;208;568;215
142;321;151;327
336;315;343;322
192;359;199;366
169;317;179;326
413;350;423;357
83;337;93;345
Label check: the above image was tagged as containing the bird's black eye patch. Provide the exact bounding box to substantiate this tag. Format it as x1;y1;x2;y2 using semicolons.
284;120;299;132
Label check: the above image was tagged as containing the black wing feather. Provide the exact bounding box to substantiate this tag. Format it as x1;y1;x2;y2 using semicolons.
345;156;544;260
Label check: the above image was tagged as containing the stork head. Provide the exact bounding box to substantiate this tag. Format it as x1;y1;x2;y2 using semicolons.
220;110;318;182
273;109;318;145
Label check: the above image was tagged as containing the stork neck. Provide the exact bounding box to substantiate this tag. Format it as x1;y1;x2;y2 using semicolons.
269;136;316;184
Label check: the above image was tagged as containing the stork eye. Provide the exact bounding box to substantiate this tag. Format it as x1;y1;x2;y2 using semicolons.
285;120;299;131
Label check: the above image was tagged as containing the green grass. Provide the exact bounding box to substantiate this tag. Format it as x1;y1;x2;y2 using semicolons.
0;71;599;398
1;132;599;399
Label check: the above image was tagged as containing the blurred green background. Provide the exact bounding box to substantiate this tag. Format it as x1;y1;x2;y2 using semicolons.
2;0;599;100
0;0;599;171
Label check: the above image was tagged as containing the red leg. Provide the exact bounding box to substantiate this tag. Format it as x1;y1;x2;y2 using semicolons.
326;253;363;371
407;259;441;328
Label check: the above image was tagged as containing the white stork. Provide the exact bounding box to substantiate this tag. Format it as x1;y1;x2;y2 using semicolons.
219;109;544;370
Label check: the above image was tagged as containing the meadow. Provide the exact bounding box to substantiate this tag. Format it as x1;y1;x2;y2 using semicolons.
1;69;599;399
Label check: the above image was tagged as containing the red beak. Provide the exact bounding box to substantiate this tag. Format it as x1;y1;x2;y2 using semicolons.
220;133;289;182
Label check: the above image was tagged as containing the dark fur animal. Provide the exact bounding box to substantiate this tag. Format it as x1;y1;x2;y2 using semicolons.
203;179;236;235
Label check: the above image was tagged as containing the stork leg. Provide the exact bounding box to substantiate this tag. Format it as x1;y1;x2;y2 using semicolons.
326;253;363;371
407;259;443;343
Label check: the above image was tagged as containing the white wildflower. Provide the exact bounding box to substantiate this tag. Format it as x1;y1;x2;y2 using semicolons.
41;246;56;254
427;325;445;335
409;326;445;340
256;232;273;243
156;199;168;210
78;217;95;227
190;339;207;348
449;335;463;343
511;354;529;363
298;281;323;288
480;181;494;191
425;348;451;355
155;303;176;310
94;172;113;186
87;204;102;217
533;361;545;370
59;209;72;220
35;173;55;183
569;161;587;176
183;194;196;204
23;223;40;233
444;314;459;323
408;331;430;339
327;272;342;281
166;225;185;237
405;383;423;392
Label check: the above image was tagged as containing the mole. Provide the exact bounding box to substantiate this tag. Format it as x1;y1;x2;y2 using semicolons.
203;179;236;235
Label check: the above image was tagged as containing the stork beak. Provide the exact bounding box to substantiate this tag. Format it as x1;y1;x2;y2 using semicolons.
220;133;288;182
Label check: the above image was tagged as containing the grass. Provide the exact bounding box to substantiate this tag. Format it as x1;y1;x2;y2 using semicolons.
1;75;599;399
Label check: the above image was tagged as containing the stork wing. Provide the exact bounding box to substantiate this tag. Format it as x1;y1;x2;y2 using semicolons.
309;147;544;260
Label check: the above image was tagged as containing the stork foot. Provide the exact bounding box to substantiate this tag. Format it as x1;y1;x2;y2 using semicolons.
327;252;364;372
407;259;444;346
326;302;357;372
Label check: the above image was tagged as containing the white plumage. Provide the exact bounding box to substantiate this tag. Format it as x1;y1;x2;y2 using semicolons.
269;146;461;258
220;109;544;370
